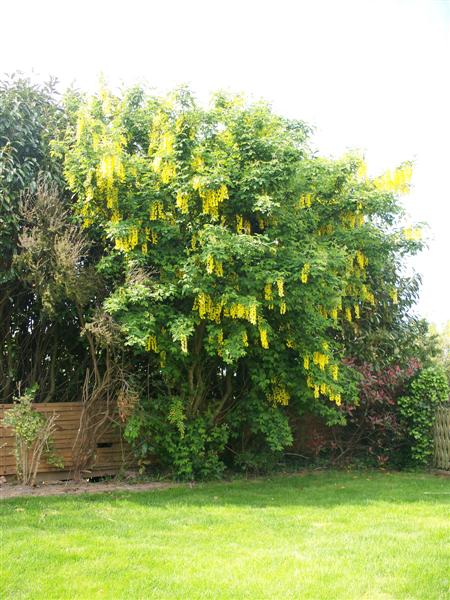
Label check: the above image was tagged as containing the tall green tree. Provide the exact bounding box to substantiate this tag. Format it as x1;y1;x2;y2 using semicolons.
0;76;85;402
61;84;424;477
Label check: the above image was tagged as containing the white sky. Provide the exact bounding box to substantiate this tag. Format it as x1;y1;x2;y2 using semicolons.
2;0;449;326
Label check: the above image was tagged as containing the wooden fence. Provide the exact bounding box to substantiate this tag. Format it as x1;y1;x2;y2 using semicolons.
434;404;450;470
0;402;134;482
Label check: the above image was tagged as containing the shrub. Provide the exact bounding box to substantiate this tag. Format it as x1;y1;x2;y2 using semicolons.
2;386;63;485
398;366;449;465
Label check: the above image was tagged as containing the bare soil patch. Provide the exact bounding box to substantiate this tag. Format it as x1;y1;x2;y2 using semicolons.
0;479;177;500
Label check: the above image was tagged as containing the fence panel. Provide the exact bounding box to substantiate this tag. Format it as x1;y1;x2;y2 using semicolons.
434;404;450;470
0;402;134;481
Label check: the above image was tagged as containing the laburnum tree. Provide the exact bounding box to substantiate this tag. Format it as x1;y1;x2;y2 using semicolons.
61;85;423;477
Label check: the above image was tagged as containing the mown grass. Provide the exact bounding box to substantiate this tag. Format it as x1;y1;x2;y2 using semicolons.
1;471;449;599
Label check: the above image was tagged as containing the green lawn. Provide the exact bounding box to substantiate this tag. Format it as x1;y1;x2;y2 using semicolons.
1;471;449;599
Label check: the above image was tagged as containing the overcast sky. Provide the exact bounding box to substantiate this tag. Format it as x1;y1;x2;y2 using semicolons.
2;0;449;325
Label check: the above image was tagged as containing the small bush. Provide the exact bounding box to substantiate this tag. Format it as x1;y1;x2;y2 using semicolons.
2;386;63;485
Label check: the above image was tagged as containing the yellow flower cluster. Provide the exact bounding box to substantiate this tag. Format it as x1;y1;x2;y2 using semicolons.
98;154;125;186
361;285;375;305
236;215;251;234
313;351;329;370
206;255;223;276
270;385;290;406
193;292;223;322
149;201;166;221
111;210;121;224
373;164;413;194
318;224;334;236
354;304;360;319
341;212;365;228
115;225;140;252
79;202;97;228
402;227;422;241
331;365;339;381
280;301;287;315
226;302;257;325
242;331;249;347
306;375;341;405
355;250;368;269
146;335;158;352
176;192;189;214
357;161;367;179
300;263;311;284
96;151;125;212
298;193;313;209
331;392;342;405
390;289;398;304
191;156;204;172
199;184;229;218
276;278;284;297
144;227;158;245
160;132;174;154
180;335;188;354
160;163;176;184
345;307;352;322
304;355;310;370
259;327;269;349
264;282;273;301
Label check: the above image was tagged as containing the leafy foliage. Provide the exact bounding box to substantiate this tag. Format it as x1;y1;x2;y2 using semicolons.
398;366;449;464
2;385;63;484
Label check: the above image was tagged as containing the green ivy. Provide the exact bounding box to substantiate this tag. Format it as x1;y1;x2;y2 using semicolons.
398;366;449;465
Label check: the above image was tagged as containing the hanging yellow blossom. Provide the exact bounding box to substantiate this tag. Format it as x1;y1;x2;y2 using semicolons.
300;263;311;284
357;160;367;179
242;331;249;347
354;304;360;319
180;335;188;354
402;227;422;241
259;327;269;349
276;278;284;298
313;352;329;370
146;335;158;352
355;250;368;269
345;307;352;322
303;355;310;370
373;163;413;194
331;365;339;381
176;192;189;214
193;292;223;322
280;301;287;315
264;282;273;301
390;289;398;304
298;193;313;209
199;184;229;218
214;261;223;277
206;255;214;274
271;385;290;405
160;162;176;184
